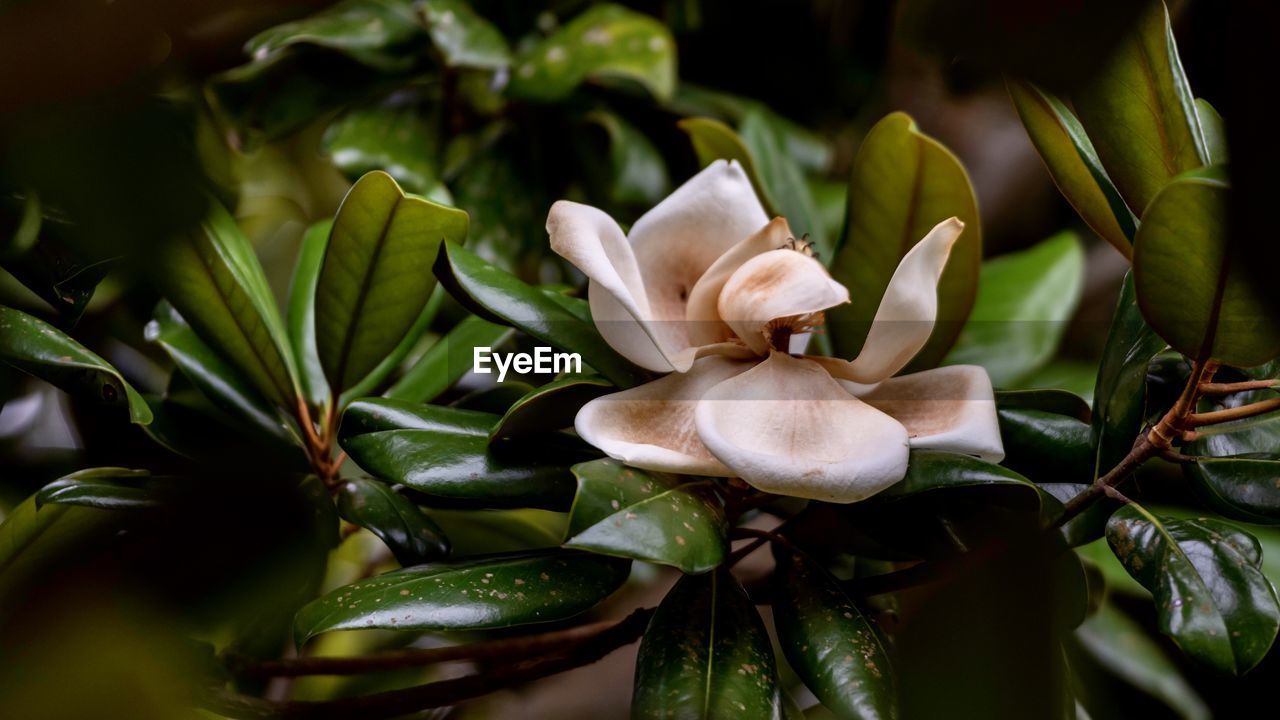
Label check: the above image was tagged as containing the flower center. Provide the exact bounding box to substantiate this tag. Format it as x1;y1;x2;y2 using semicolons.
759;235;826;353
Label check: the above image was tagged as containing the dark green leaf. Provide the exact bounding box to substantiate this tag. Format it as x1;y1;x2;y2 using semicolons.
563;459;727;574
433;241;643;387
426;508;567;556
293;550;630;643
945;232;1084;386
1184;455;1280;525
338;287;446;408
490;374;612;440
1006;80;1135;255
1134;171;1279;366
315;171;469;393
740;109;827;257
421;0;511;70
668;85;833;173
0;304;152;424
339;398;579;509
384;315;514;403
336;478;450;565
245;0;425;72
322;105;450;201
153;199;298;408
1091;272;1167;475
1186;387;1280;458
997;407;1093;485
633;569;782;719
145;302;295;445
287;220;333;411
35;468;169;511
995;388;1090;423
876;451;1059;515
587;111;671;207
506;4;675;102
1195;99;1227;165
774;550;896;720
2;234;112;325
1105;504;1280;674
829;111;981;371
1070;2;1208;215
1074;602;1209;720
0;494;121;599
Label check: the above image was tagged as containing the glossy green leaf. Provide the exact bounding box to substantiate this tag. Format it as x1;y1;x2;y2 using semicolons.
1186;387;1280;458
1090;272;1167;476
587;111;670;207
384;314;514;403
433;241;642;387
0;494;120;599
1007;80;1135;254
426;508;567;556
322;105;450;201
336;478;450;565
1184;455;1280;525
245;0;425;73
668;85;833;173
633;569;782;719
2;235;113;325
506;4;675;102
337;287;446;408
339;398;579;509
997;407;1093;486
1071;2;1207;215
489;374;612;440
563;459;727;574
829;111;981;370
287;220;333;411
145;302;295;445
1135;171;1279;367
35;468;169;511
1074;602;1209;720
774;550;896;720
1106;504;1280;674
293;550;630;643
0;304;152;424
741;109;827;257
875;451;1058;514
995;388;1091;423
315;171;469;393
154;200;298;408
421;0;511;70
945;231;1084;385
1195;99;1227;165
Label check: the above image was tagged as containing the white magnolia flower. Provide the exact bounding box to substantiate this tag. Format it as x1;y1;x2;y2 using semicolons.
547;160;1003;503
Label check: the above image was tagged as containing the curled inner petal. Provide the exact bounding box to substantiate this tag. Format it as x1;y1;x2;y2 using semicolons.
717;249;850;355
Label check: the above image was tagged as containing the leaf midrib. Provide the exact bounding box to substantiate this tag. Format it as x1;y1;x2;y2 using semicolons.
330;195;402;392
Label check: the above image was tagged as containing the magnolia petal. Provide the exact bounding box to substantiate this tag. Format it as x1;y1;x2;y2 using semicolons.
842;217;964;383
575;355;753;476
718;249;850;355
694;352;909;503
627;160;770;352
857;365;1004;462
685;217;793;348
668;341;759;373
548;200;673;371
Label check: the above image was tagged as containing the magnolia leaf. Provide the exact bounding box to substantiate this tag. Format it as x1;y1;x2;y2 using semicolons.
1106;504;1280;674
994;388;1091;423
245;0;425;72
563;459;727;574
35;468;169;511
315;171;469;393
774;549;896;720
1134;171;1280;367
1195;98;1228;165
286;220;333;411
0;304;152;425
420;0;511;70
1183;455;1280;525
322;105;450;202
384;315;514;403
490;375;612;440
829;111;981;371
293;550;630;643
945;231;1084;386
633;570;782;719
433;241;643;387
1007;80;1135;255
507;4;675;102
587;111;670;207
1070;2;1207;216
154;200;298;408
678;117;774;212
336;478;450;565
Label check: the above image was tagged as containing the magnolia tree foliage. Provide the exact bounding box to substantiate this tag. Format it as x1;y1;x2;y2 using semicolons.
0;1;1277;719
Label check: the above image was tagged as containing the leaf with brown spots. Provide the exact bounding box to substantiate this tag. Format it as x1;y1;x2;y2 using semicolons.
564;459;727;574
1104;504;1280;675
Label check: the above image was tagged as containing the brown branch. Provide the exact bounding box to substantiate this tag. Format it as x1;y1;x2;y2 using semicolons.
201;608;654;720
1198;379;1279;395
1187;397;1280;427
226;612;648;679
